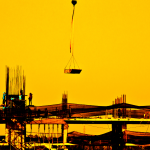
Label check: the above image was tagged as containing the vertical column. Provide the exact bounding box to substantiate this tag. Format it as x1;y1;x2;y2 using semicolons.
63;127;68;144
57;124;58;143
38;124;40;143
62;123;68;144
111;122;127;150
49;130;51;150
62;92;67;118
52;124;54;144
44;124;45;143
61;124;64;143
48;124;50;143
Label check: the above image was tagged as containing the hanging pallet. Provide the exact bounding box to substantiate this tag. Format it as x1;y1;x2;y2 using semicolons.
64;69;82;74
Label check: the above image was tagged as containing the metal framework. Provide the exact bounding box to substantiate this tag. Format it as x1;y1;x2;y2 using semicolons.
1;67;150;150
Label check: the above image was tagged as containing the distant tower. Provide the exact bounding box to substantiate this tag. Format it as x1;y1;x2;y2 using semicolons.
62;92;68;118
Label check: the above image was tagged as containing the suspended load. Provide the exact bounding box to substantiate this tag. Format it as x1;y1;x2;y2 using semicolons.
64;69;81;74
64;0;82;74
64;54;82;74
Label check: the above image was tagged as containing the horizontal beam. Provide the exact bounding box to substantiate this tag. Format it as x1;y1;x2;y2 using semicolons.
65;118;150;124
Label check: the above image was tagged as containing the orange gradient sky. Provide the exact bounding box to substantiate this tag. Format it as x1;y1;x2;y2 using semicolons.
0;0;150;135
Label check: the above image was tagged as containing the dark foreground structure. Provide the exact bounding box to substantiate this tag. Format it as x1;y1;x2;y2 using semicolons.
1;66;150;150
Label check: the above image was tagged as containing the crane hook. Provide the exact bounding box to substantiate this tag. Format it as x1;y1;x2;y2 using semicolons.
72;0;77;6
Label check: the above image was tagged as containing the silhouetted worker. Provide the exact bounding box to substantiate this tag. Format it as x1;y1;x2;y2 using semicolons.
28;93;33;105
19;90;23;100
2;92;6;105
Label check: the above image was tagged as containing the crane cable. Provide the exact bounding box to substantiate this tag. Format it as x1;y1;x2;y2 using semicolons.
65;1;80;70
70;1;76;54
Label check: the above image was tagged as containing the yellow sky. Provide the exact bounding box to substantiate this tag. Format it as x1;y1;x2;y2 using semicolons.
1;0;150;106
0;0;150;135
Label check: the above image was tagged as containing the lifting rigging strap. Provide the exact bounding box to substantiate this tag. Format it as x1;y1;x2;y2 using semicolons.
64;54;80;69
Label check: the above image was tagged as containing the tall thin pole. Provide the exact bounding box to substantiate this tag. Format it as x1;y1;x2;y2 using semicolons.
57;124;58;144
44;124;45;143
49;125;50;150
52;124;54;144
38;124;40;143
